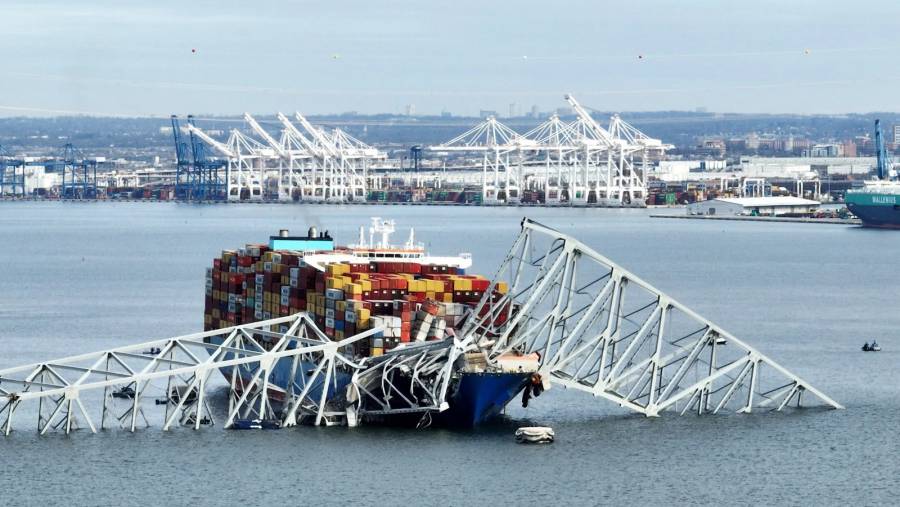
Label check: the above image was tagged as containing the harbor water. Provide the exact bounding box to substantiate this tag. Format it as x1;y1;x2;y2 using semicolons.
2;202;900;506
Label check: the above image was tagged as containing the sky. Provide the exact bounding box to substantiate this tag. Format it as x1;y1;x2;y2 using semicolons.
2;0;900;117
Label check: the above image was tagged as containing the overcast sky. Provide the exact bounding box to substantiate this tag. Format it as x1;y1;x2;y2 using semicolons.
2;0;899;117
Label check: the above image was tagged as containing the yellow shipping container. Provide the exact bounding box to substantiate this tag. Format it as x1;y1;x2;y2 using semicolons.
360;280;372;291
496;281;509;294
326;263;351;276
359;308;371;320
443;292;453;303
326;277;342;289
426;291;436;300
347;283;362;295
371;347;384;357
336;300;346;312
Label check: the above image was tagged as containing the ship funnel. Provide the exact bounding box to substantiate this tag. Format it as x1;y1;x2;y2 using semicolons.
279;229;290;238
308;226;318;238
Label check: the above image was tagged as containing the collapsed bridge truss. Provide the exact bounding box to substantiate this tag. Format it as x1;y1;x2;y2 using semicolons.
463;219;842;416
0;220;840;436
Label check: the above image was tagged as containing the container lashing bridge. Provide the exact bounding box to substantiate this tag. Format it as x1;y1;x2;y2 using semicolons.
0;220;841;436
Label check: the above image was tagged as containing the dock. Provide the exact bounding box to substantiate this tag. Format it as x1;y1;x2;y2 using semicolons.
651;214;861;225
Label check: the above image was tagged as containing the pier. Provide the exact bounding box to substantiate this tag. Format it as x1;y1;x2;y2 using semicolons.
652;214;861;225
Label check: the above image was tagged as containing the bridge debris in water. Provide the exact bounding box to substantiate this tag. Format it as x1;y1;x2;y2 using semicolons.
0;219;841;436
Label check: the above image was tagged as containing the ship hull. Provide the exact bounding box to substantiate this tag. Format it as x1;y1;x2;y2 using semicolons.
206;335;528;427
846;191;900;228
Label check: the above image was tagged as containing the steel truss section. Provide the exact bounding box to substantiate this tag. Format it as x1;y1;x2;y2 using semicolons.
0;221;842;436
461;218;842;416
347;339;465;427
0;314;378;435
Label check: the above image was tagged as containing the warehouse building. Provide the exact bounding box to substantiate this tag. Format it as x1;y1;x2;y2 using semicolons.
687;196;821;217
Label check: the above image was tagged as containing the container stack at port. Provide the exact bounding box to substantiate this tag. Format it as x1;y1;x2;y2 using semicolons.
204;245;508;357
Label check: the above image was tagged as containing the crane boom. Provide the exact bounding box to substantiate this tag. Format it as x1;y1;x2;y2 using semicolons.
185;124;235;158
294;112;338;157
875;119;892;180
244;113;287;159
564;94;614;145
277;113;324;158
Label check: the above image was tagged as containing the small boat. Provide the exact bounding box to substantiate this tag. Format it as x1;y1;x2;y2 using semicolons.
862;341;882;352
515;426;554;444
231;419;282;430
142;347;162;355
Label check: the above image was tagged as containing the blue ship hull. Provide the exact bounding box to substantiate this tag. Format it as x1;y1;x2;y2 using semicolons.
437;371;530;427
207;335;529;427
846;190;900;228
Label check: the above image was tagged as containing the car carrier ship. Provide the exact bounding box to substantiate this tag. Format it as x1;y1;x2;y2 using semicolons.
845;120;900;228
203;218;540;427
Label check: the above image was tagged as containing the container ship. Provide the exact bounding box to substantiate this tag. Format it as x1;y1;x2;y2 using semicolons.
203;218;539;427
845;119;900;228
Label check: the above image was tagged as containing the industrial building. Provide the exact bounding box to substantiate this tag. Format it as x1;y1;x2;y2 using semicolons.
687;196;821;217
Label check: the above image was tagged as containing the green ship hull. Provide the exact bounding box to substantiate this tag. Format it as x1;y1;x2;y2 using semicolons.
846;190;900;228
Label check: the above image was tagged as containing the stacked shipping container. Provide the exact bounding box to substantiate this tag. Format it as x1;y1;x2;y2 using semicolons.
204;244;508;357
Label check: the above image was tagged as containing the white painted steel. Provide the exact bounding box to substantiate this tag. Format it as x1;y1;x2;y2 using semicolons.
429;95;673;206
186;113;385;203
460;218;843;416
0;220;841;436
0;314;382;434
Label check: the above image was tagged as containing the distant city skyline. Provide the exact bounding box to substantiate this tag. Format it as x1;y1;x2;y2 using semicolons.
3;0;900;117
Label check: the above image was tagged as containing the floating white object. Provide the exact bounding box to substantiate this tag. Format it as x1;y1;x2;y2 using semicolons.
516;426;554;444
